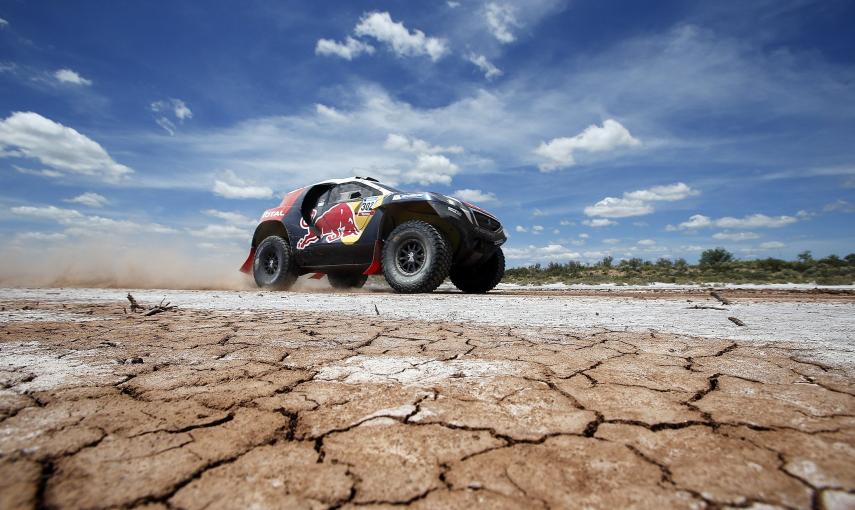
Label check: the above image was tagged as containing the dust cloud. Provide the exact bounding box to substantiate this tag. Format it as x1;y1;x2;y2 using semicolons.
0;237;254;290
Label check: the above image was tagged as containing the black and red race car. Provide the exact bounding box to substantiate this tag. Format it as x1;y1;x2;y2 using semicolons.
240;177;507;293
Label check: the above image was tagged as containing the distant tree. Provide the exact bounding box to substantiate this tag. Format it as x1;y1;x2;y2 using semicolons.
699;248;734;268
674;258;688;271
599;255;614;269
797;251;814;264
846;254;855;265
819;255;844;267
655;257;673;269
756;257;786;272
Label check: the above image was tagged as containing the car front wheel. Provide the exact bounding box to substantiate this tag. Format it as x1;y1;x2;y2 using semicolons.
253;236;297;290
449;248;505;293
382;221;452;293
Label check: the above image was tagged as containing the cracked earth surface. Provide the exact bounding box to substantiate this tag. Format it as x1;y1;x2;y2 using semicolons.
0;289;854;509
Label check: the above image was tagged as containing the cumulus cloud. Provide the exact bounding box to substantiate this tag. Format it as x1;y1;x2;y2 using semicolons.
532;225;544;233
515;225;527;233
212;170;274;199
637;239;656;246
582;218;617;227
485;3;518;44
534;119;640;171
403;154;459;185
384;133;463;154
603;238;620;245
452;188;497;203
11;205;176;235
466;53;503;80
584;182;698;218
65;192;108;208
0;112;133;181
0;17;8;28
712;231;760;241
760;241;785;249
315;36;375;60
668;213;801;231
54;68;92;86
354;12;448;61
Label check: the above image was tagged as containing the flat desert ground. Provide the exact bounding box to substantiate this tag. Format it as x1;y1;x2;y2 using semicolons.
1;284;854;509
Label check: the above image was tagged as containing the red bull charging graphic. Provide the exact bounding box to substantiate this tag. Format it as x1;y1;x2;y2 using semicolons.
297;203;360;249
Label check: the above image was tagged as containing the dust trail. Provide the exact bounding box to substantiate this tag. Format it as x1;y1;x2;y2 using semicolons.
0;237;254;290
0;236;394;292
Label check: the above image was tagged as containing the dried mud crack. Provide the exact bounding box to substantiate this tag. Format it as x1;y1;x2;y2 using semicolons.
0;291;854;510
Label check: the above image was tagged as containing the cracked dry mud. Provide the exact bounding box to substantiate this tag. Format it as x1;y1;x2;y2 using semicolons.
1;295;854;510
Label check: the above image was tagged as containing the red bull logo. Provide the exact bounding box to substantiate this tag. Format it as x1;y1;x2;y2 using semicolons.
297;204;360;249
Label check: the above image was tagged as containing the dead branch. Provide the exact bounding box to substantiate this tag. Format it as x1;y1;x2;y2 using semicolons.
126;293;144;312
686;305;728;311
728;316;746;327
711;291;732;305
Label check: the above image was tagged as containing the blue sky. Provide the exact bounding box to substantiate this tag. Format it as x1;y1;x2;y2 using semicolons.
1;0;854;272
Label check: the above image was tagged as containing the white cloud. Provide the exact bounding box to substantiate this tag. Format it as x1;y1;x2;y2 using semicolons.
15;231;67;241
316;104;347;121
585;182;698;218
0;17;8;28
582;218;617;227
202;209;256;226
578;233;589;239
403;154;459;185
534;119;640;171
452;189;497;203
447;1;460;7
712;231;760;241
467;53;503;80
315;36;375;60
485;3;518;44
11;205;176;235
667;214;712;231
515;225;527;233
54;69;92;86
669;213;801;231
532;225;544;233
824;199;855;213
584;197;652;218
759;241;785;249
151;99;192;135
354;12;448;61
212;170;274;199
532;208;546;216
152;98;192;121
603;238;620;245
559;219;575;226
189;224;249;239
504;243;581;262
0;112;133;181
637;239;656;246
383;133;463;154
65;192;108;208
623;182;698;202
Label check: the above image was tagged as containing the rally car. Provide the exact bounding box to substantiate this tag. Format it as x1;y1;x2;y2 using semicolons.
239;177;507;293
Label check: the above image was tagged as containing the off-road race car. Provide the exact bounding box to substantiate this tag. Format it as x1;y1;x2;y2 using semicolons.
240;177;507;293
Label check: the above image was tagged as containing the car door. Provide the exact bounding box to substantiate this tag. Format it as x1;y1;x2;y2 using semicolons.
299;182;379;267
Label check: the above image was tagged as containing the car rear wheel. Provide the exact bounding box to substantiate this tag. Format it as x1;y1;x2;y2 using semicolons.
328;272;368;289
253;235;297;290
382;221;452;293
450;248;505;293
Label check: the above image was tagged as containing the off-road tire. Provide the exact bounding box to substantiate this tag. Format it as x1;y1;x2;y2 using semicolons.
382;221;452;293
328;272;368;289
253;235;298;290
450;248;505;293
